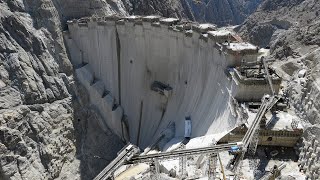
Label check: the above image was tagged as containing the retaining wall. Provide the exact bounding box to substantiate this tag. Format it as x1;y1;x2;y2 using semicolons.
231;68;282;102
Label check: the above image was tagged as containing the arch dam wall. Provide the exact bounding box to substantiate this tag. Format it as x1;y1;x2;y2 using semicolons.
64;16;247;149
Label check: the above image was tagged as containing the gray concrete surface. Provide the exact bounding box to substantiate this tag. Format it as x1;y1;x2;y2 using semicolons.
64;17;248;148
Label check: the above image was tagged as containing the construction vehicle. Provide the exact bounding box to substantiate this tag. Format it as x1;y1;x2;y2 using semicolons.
228;142;244;155
260;163;286;180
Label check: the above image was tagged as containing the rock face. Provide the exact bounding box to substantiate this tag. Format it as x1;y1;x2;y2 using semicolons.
0;0;125;179
0;101;76;179
239;0;320;120
239;0;320;49
122;0;262;26
239;0;320;177
122;0;188;19
183;0;262;26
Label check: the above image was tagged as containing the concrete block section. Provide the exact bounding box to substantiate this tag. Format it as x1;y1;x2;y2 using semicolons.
142;16;160;22
112;106;124;137
75;64;94;89
98;94;117;133
208;30;237;43
90;80;105;97
64;37;83;66
193;23;216;33
105;15;122;21
224;42;259;66
75;64;124;139
160;18;179;26
125;16;142;22
226;42;258;52
102;94;115;112
230;68;282;102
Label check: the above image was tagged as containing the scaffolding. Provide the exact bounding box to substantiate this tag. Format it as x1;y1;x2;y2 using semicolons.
208;154;218;180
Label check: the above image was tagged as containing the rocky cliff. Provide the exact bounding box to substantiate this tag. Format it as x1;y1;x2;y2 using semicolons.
239;0;320;121
0;1;125;179
239;0;319;49
239;0;320;178
122;0;262;26
184;0;262;26
121;0;188;19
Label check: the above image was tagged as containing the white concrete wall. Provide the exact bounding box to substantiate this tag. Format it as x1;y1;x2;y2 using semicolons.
68;20;120;102
65;17;241;148
234;83;281;102
231;79;281;102
226;53;258;67
229;69;281;102
73;64;124;138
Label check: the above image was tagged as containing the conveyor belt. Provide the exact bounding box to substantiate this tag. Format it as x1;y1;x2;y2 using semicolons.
242;96;279;149
242;99;269;148
96;96;279;179
262;57;275;96
94;144;139;180
231;97;274;173
128;143;238;163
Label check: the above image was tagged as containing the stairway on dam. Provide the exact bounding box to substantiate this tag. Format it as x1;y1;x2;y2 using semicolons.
63;15;259;149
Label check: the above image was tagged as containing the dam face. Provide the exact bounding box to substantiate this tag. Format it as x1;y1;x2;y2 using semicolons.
64;16;249;148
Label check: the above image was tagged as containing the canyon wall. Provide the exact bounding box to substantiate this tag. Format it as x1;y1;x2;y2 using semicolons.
0;1;126;179
123;0;262;26
239;1;320;178
184;0;262;26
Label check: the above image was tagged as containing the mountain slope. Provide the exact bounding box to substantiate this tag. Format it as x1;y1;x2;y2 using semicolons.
239;1;320;178
239;0;319;49
184;0;262;26
123;0;262;26
0;1;125;179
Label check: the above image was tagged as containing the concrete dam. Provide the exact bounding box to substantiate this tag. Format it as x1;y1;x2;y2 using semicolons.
64;16;259;149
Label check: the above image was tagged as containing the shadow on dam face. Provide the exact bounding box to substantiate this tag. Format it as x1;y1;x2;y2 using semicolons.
64;16;241;150
72;81;125;180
